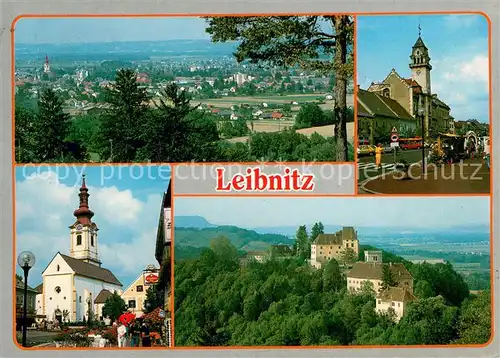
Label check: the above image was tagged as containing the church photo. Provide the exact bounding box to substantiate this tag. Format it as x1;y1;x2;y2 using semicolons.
14;165;172;348
356;14;490;195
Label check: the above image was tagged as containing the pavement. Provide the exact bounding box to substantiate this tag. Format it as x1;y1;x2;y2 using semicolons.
358;149;427;182
360;158;490;194
18;330;60;346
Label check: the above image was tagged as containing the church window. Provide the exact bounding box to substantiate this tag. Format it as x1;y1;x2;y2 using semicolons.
54;286;61;294
63;296;66;300
128;300;136;308
76;235;82;246
49;297;52;300
91;235;94;247
57;265;60;272
136;285;144;292
79;296;82;303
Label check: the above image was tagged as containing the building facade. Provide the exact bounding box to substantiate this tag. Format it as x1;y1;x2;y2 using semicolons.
310;227;359;268
154;182;172;347
36;176;122;323
376;287;417;322
346;262;413;293
120;267;158;318
361;31;454;139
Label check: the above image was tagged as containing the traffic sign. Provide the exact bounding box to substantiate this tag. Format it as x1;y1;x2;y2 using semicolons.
391;127;398;133
391;134;399;142
390;141;399;148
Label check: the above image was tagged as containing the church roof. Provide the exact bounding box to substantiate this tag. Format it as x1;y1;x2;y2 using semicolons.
377;287;417;302
357;89;414;121
94;289;113;304
412;36;427;49
59;253;122;286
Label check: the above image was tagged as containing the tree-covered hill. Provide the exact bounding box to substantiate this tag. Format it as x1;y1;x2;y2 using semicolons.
174;237;491;347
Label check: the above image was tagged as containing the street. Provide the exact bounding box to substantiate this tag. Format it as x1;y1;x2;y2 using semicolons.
16;330;60;347
357;149;428;182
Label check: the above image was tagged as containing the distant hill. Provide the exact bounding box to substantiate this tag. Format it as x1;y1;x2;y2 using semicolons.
174;216;216;229
174;225;291;252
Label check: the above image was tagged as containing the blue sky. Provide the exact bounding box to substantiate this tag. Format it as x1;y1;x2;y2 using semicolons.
175;196;489;229
357;14;489;123
15;17;209;44
15;165;170;288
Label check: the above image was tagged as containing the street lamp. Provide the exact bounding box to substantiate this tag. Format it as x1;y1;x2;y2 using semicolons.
418;106;426;175
17;251;36;347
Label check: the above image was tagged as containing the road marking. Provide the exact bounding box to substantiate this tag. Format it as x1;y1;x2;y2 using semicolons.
358;163;395;171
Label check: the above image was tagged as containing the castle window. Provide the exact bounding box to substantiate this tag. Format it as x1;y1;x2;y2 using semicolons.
76;235;82;246
351;243;354;248
91;235;94;247
398;303;401;307
391;302;395;306
378;300;381;304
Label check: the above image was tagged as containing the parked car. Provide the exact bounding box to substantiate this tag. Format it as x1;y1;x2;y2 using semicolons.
357;145;376;156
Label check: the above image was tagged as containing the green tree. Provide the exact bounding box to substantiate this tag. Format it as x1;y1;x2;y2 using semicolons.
414;280;435;299
322;258;342;291
14;105;37;163
294;225;309;259
205;15;354;161
455;291;491;344
339;248;357;266
102;69;150;162
381;265;398;291
143;285;163;313
35;88;71;161
310;222;325;242
102;292;127;321
294;103;325;129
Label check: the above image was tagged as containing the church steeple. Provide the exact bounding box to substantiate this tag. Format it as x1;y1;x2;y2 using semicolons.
409;25;432;94
70;175;101;266
73;174;94;225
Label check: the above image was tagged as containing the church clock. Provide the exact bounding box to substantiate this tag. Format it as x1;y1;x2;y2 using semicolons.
76;224;83;231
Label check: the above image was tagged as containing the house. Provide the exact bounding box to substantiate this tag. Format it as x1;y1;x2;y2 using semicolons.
120;267;159;318
94;289;113;321
154;182;172;347
310;227;359;268
346;262;413;293
15;277;38;330
376;287;416;322
271;112;284;119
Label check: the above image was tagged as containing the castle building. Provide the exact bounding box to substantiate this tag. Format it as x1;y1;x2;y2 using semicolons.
346;262;413;293
376;287;417;322
35;176;123;323
359;27;454;141
310;227;359;268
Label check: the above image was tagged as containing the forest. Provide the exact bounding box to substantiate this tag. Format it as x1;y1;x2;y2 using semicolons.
14;70;353;164
174;235;491;347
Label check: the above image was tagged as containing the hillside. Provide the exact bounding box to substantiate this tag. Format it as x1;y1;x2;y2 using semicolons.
174;215;216;229
174;226;291;255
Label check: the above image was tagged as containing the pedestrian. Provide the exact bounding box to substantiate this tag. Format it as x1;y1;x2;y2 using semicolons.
141;321;151;347
484;139;490;169
375;143;383;170
117;322;127;348
129;320;140;347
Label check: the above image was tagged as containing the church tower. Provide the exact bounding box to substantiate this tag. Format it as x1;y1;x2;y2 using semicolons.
43;55;51;74
69;175;101;267
409;26;432;94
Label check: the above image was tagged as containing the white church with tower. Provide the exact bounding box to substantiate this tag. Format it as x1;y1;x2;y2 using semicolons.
35;175;123;323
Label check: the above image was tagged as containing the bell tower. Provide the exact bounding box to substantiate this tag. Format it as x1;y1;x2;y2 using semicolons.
69;175;101;267
409;25;432;94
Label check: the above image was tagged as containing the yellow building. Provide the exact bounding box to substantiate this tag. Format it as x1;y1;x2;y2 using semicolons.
120;268;158;318
310;227;359;268
363;32;454;138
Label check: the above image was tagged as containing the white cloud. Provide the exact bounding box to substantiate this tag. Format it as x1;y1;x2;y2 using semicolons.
15;171;162;287
443;14;480;29
431;52;489;122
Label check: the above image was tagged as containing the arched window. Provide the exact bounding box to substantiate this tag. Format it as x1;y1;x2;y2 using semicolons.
91;235;94;247
76;235;82;246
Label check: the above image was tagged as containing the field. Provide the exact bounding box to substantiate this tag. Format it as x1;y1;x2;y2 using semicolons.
227;122;354;143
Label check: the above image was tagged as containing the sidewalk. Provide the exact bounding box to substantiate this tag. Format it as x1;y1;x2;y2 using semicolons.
361;158;490;194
